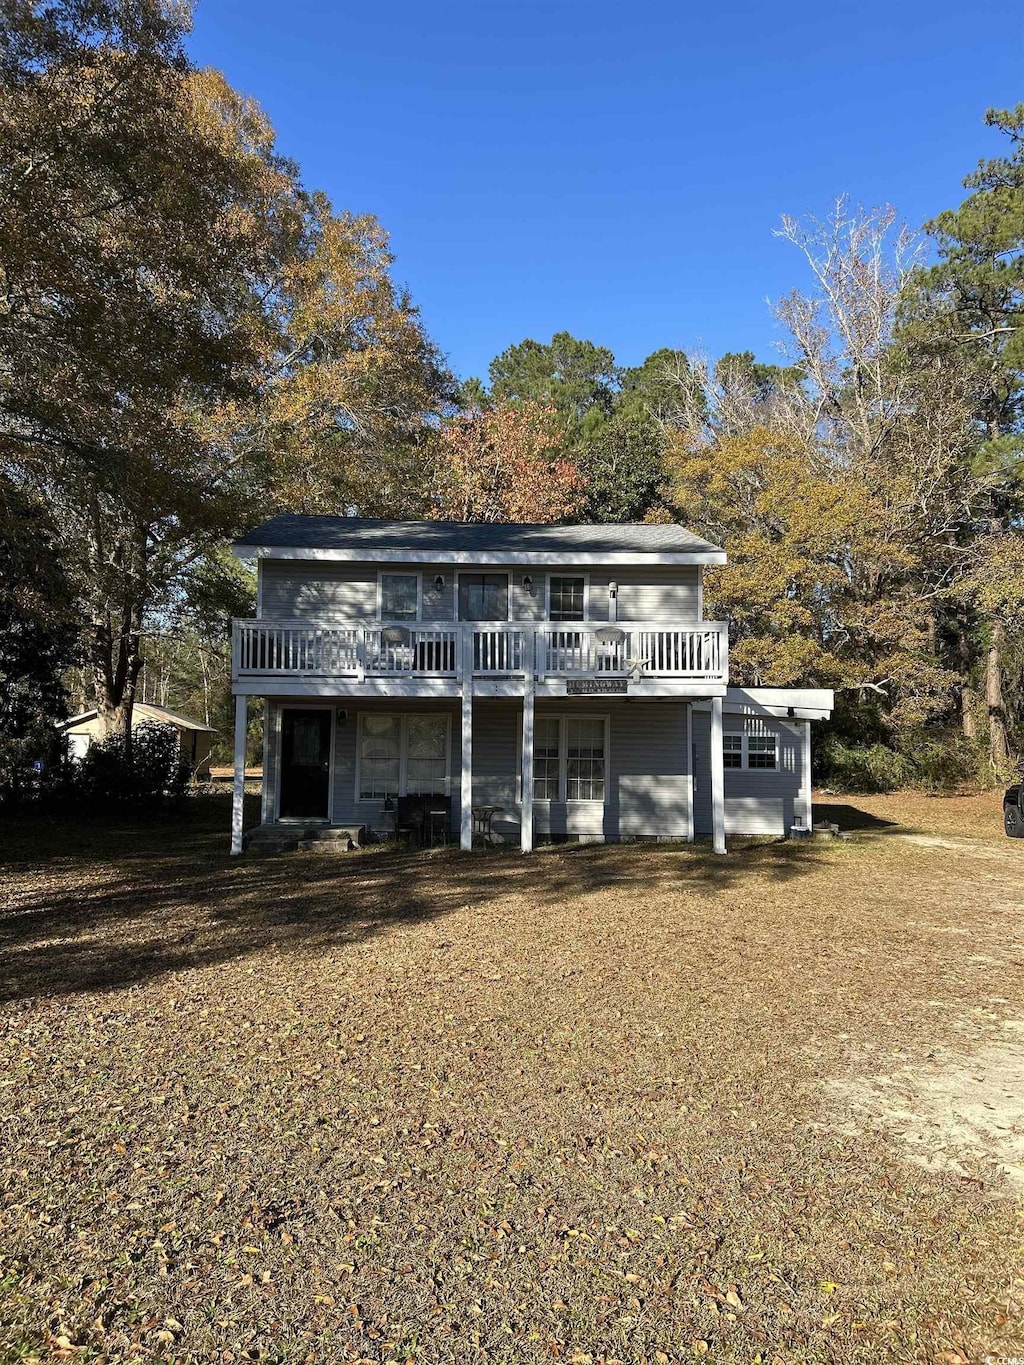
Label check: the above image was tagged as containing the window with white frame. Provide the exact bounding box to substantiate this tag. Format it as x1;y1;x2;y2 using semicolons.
357;713;449;799
746;734;778;769
405;715;448;792
566;716;606;800
534;717;561;799
723;733;744;768
528;714;608;802
458;573;509;621
548;575;586;622
723;730;778;771
380;572;420;620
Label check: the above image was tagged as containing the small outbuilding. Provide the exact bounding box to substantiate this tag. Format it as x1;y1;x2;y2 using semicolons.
58;703;216;777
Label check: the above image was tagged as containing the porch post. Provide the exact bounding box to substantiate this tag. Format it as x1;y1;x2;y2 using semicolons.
710;694;726;855
260;700;272;825
231;693;247;856
802;719;813;832
460;627;473;851
685;701;695;842
521;684;534;853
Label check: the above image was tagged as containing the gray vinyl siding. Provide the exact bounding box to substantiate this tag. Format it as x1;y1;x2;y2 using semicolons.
692;712;803;837
265;697;692;842
329;698;461;830
259;560;702;624
458;698;691;843
614;568;699;621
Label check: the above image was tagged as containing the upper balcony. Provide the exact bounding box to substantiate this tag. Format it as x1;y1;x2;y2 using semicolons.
232;619;728;695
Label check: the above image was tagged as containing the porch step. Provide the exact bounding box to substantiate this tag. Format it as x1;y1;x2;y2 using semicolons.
244;823;365;854
297;825;364;853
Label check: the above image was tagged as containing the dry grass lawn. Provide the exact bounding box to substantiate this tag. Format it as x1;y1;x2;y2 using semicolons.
1;790;1022;1364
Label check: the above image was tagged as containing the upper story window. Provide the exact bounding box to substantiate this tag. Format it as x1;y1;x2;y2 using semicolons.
380;572;420;620
548;575;586;622
458;573;509;621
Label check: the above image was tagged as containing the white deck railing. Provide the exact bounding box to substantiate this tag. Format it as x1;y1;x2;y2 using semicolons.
233;619;728;684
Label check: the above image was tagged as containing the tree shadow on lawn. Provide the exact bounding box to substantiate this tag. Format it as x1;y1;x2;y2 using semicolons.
1;799;854;1005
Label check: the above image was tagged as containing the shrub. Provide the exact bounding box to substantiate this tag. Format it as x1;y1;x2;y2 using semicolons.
817;736;910;793
75;721;190;806
895;728;984;794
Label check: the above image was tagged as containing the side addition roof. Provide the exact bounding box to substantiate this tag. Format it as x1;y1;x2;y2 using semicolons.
233;516;726;566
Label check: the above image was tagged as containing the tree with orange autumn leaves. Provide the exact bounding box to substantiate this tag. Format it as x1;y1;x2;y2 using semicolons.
428;401;584;523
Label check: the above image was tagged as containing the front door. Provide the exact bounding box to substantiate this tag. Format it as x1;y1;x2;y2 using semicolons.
279;708;332;819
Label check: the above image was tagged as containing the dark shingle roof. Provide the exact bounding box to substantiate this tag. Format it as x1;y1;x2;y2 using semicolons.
235;515;723;558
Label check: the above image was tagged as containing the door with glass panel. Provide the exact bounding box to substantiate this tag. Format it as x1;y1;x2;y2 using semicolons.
279;708;332;819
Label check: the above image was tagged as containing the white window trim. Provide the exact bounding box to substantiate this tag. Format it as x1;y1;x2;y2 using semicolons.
377;570;422;622
545;572;590;623
354;711;452;802
518;711;610;804
723;730;778;771
275;703;337;823
455;570;512;622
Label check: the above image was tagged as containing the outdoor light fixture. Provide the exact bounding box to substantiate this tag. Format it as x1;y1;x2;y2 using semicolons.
522;574;534;594
434;574;445;593
608;581;618;598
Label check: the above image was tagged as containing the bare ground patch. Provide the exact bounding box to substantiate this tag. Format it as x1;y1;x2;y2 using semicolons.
1;792;1023;1364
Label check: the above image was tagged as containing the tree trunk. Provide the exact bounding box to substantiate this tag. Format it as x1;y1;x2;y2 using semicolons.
957;619;977;740
986;616;1011;775
91;599;145;747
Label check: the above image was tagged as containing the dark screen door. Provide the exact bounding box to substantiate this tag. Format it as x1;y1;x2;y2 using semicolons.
279;709;332;819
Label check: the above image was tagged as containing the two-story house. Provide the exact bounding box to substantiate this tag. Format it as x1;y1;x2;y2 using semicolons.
228;516;833;855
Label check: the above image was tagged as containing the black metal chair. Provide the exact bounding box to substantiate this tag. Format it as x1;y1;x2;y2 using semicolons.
395;794;450;846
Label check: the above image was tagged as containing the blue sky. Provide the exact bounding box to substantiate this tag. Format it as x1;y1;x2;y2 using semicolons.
187;0;1021;385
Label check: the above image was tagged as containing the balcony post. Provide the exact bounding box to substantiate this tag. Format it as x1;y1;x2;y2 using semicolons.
802;719;813;832
520;681;534;853
460;627;473;851
710;694;726;855
230;693;247;856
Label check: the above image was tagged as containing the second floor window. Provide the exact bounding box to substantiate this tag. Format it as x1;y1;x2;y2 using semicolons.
458;573;509;621
548;575;585;621
380;573;419;620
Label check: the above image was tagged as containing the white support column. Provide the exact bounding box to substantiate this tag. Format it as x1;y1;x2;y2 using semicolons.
802;719;813;832
710;694;726;855
231;693;247;856
685;701;695;842
460;627;473;851
521;684;535;853
260;700;272;826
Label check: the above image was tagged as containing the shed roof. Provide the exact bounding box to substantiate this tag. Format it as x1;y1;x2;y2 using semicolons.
60;703;216;733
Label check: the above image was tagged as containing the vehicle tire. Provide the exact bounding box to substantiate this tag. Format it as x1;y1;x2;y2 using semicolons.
1005;803;1024;838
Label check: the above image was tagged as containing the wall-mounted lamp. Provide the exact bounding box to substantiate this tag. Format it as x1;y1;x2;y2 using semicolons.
434;574;445;593
787;706;796;718
336;708;348;727
522;574;534;595
608;580;618;599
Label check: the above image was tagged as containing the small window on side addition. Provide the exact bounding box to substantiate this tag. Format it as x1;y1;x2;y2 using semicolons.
723;734;744;769
746;734;778;770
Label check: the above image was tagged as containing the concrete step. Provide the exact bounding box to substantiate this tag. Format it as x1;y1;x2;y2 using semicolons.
244;823;365;854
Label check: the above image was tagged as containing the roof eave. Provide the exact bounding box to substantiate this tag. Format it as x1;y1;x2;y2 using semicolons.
232;543;727;567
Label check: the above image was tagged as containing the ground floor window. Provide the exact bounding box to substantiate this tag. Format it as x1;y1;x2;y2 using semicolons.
723;730;778;771
357;713;450;799
528;713;608;802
